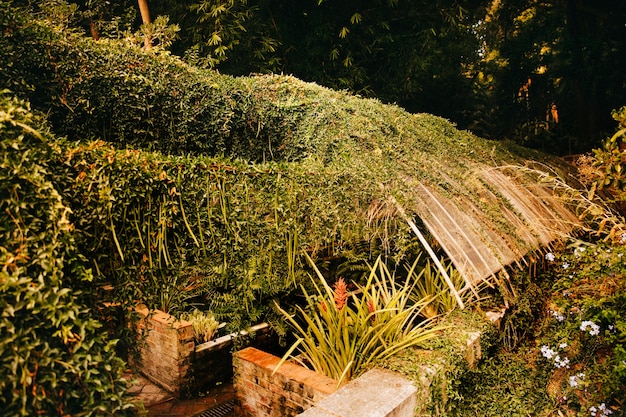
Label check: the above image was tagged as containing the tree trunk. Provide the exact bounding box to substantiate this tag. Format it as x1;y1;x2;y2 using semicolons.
89;20;100;40
137;0;151;49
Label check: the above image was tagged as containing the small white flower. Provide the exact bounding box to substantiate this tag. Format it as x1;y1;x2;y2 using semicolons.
540;345;556;359
581;320;601;336
590;403;613;417
554;355;570;369
569;372;585;388
550;310;565;322
621;233;626;244
545;252;556;261
559;342;568;349
562;262;570;269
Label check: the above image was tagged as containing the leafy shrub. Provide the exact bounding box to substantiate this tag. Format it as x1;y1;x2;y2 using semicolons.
275;254;446;384
591;107;626;195
52;138;371;332
576;106;626;209
0;92;135;416
537;242;626;416
180;309;221;344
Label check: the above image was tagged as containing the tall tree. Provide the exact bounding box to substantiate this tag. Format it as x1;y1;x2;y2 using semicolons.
137;0;151;48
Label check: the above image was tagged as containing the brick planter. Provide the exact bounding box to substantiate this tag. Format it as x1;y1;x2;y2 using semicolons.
233;347;338;417
233;348;418;417
135;307;276;398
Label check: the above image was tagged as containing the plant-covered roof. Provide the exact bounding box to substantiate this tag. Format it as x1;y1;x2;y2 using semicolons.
1;4;581;293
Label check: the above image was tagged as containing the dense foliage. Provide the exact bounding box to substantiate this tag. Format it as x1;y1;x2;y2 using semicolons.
26;0;626;154
0;93;135;416
538;241;626;415
3;3;623;415
0;1;579;328
444;239;626;417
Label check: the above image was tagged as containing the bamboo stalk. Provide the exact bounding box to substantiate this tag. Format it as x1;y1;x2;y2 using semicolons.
110;217;124;262
391;197;465;310
179;192;199;247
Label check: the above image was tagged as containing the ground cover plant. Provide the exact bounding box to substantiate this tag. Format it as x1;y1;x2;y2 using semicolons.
375;113;626;416
447;238;626;417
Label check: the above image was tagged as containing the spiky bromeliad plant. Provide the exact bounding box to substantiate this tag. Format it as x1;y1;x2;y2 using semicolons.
275;254;447;385
407;254;485;320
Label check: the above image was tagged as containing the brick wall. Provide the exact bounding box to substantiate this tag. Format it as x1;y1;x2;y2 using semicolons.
191;323;279;396
135;309;280;398
135;306;195;397
233;347;338;417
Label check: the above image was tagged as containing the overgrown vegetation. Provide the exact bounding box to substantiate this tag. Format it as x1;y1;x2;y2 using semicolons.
0;2;577;334
449;115;626;417
0;93;135;416
275;254;452;384
1;3;624;416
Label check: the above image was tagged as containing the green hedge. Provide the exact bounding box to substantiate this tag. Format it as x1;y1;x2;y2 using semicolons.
0;2;322;161
0;93;135;416
51;138;389;328
0;2;537;167
0;3;579;331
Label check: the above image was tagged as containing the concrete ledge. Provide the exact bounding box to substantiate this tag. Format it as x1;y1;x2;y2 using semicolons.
297;369;416;417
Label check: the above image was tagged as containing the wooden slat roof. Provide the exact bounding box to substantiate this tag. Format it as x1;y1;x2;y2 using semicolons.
410;166;581;285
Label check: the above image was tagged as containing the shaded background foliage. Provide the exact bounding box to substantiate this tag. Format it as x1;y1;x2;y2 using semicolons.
29;0;626;155
470;0;626;154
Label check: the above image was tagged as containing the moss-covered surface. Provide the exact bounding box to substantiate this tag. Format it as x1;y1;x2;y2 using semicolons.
379;309;500;416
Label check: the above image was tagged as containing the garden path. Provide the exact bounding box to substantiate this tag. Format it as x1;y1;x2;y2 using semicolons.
127;371;235;417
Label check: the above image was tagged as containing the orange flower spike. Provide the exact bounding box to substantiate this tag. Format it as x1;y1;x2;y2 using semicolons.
366;299;375;323
333;278;348;311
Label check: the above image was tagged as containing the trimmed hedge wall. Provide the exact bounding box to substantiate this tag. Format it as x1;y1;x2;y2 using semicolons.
53;138;386;328
0;3;541;168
